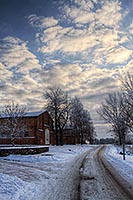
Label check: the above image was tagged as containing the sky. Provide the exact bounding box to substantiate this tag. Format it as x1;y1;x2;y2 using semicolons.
0;0;133;138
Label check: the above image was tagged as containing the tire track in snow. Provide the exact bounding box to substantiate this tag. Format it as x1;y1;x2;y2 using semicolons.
48;148;97;200
80;146;132;200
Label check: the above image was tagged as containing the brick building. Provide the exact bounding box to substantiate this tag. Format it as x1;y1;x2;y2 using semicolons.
0;110;84;145
0;110;54;145
62;128;80;144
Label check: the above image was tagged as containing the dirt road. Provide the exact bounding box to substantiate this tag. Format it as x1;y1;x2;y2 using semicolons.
80;146;132;200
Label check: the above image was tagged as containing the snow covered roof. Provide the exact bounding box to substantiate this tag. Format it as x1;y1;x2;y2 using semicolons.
25;110;47;117
0;110;47;118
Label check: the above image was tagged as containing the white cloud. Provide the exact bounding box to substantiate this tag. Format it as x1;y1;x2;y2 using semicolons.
42;64;83;88
25;0;132;74
28;15;58;29
40;63;123;103
31;1;132;67
63;0;122;28
74;0;94;10
17;58;41;75
106;46;132;64
42;33;98;53
96;29;120;48
122;59;133;74
64;5;95;24
0;36;40;70
75;12;95;24
95;1;122;28
0;36;44;110
129;22;133;34
0;62;13;79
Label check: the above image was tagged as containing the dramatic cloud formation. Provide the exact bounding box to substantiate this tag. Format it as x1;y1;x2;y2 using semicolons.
0;36;43;108
0;0;133;138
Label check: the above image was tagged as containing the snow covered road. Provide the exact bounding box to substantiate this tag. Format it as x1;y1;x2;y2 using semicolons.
48;149;92;200
80;146;132;200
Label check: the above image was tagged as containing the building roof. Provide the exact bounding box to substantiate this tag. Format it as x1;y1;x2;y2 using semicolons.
25;110;47;117
0;110;47;118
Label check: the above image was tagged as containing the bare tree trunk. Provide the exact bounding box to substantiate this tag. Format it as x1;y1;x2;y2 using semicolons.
119;134;122;146
80;128;84;145
55;127;58;146
59;129;63;146
90;136;93;144
55;130;58;146
55;112;59;146
122;135;126;160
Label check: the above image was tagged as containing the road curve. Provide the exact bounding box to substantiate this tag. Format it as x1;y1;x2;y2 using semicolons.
80;145;132;200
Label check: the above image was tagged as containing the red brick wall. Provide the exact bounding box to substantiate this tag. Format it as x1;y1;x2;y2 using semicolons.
0;137;37;145
0;111;80;145
0;111;54;145
25;117;37;137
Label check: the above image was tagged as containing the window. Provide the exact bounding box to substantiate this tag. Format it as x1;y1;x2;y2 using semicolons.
24;131;29;137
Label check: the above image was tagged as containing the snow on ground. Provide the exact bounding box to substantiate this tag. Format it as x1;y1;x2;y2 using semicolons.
104;145;133;188
0;144;132;200
0;145;94;200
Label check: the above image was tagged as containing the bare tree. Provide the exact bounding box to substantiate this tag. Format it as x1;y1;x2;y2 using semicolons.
57;99;71;145
97;92;129;160
80;110;95;144
122;73;133;93
0;101;27;146
70;97;95;144
44;86;71;145
121;73;133;129
84;116;96;144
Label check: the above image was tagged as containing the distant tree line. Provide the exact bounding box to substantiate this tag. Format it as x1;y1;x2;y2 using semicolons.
95;138;115;144
97;73;133;160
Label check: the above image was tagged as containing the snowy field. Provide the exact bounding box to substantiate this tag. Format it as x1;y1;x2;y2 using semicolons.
0;145;94;200
0;144;133;200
